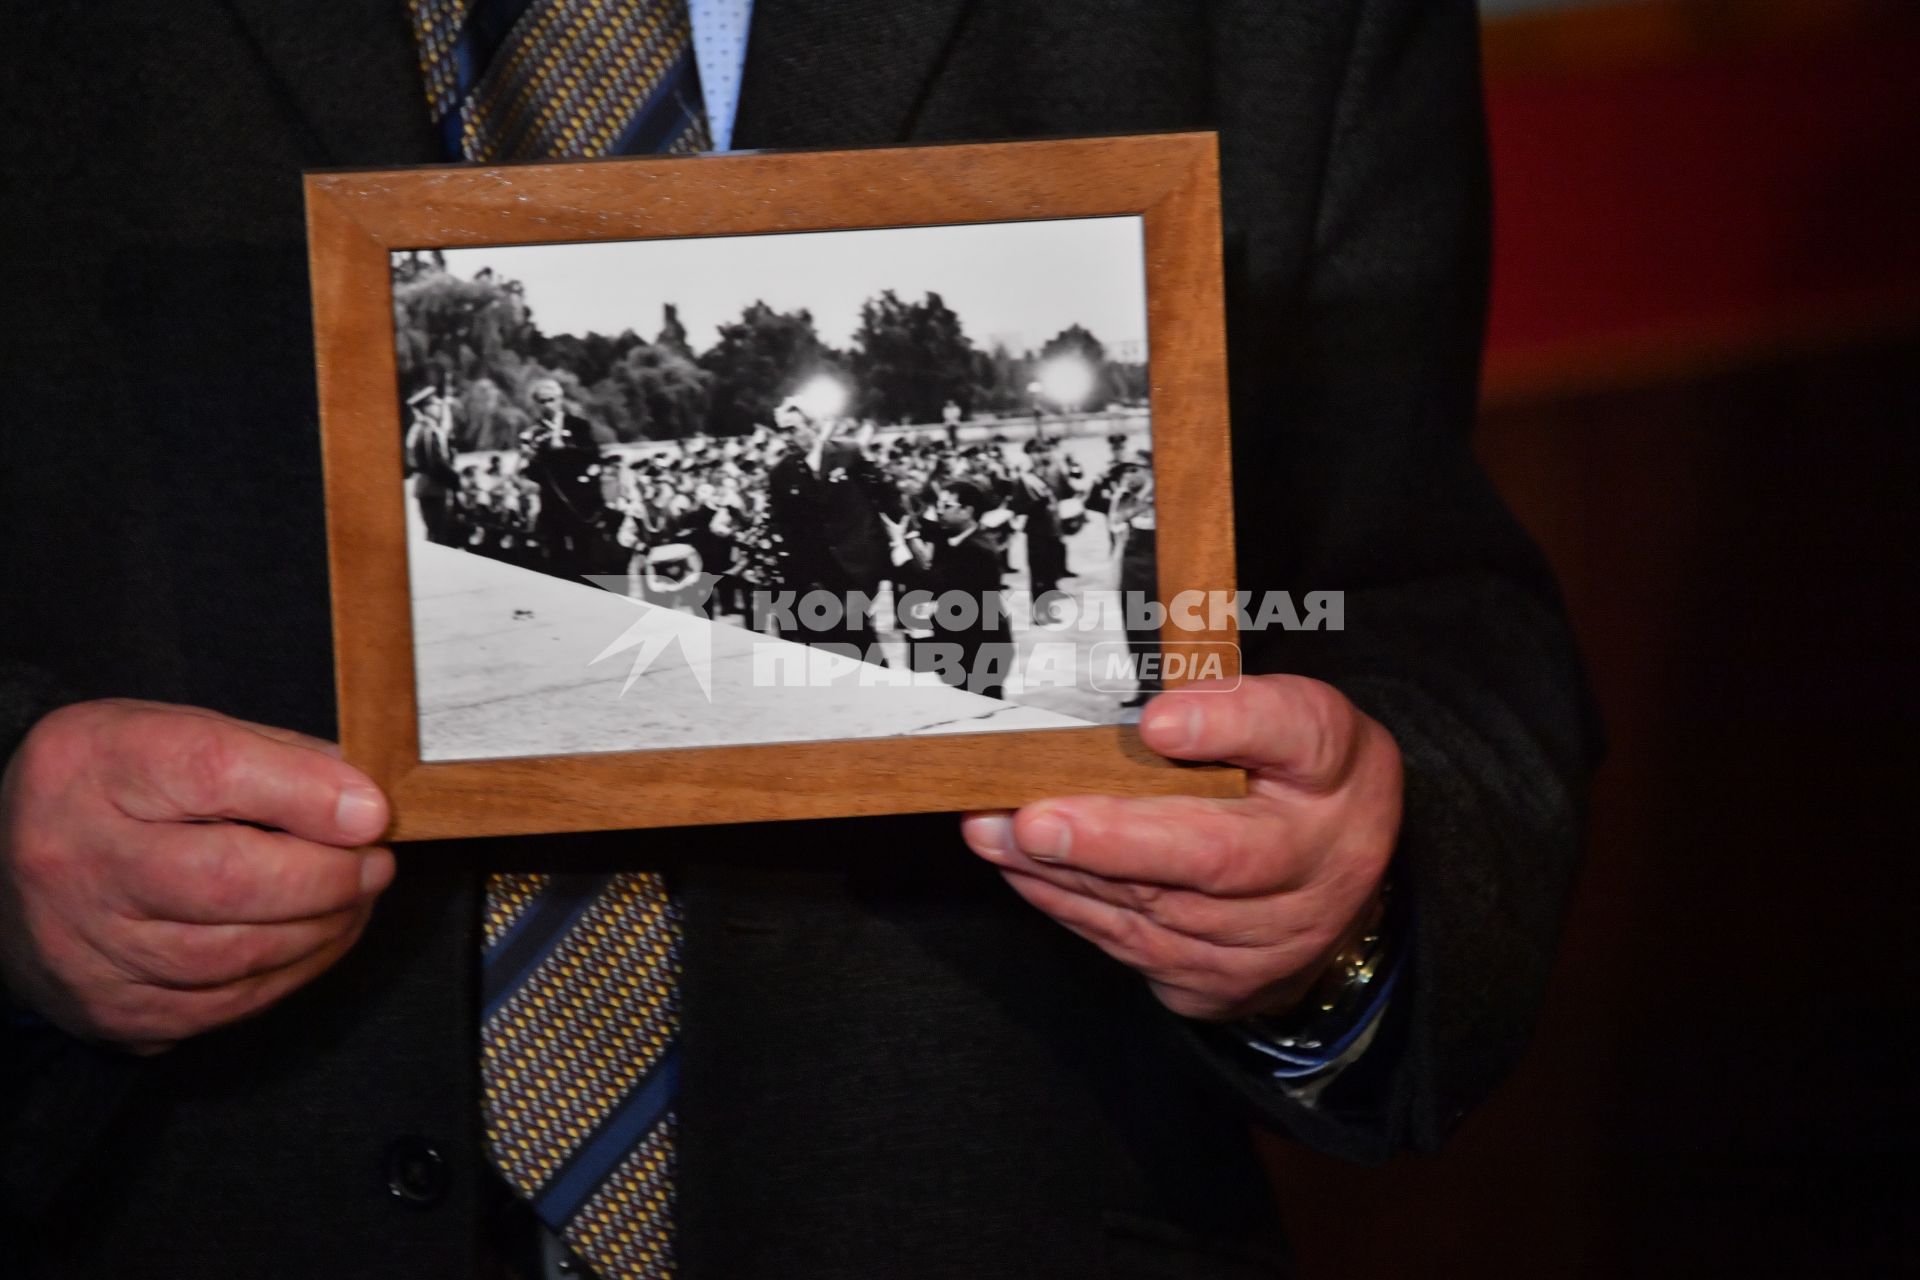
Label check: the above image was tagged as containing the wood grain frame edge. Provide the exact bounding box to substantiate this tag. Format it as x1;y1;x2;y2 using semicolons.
305;135;1244;843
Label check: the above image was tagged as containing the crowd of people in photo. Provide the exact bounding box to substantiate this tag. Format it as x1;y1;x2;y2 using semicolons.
406;378;1160;704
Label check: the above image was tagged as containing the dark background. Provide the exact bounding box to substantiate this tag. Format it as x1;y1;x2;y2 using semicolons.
1264;3;1916;1274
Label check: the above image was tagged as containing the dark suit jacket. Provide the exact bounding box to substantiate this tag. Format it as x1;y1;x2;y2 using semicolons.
520;412;608;527
902;521;1015;691
0;3;1595;1278
913;523;1009;605
767;438;904;593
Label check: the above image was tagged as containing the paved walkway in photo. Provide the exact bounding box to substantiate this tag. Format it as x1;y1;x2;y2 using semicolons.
410;541;1090;762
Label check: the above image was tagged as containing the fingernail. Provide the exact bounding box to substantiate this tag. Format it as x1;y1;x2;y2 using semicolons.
1144;704;1200;752
360;851;395;895
335;785;385;842
1021;813;1071;862
962;813;1016;861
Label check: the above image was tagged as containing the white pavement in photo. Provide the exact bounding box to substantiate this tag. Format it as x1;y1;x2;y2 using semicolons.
409;541;1091;762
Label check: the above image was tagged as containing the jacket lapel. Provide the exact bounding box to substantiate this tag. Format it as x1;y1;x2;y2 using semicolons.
732;0;972;149
218;0;443;167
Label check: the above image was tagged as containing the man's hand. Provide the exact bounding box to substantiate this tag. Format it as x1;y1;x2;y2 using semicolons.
961;676;1401;1022
0;700;394;1054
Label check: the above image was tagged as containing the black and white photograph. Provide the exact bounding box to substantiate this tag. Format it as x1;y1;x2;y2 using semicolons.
395;216;1163;762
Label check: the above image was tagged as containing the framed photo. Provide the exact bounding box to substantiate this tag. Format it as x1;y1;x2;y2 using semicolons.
307;132;1240;841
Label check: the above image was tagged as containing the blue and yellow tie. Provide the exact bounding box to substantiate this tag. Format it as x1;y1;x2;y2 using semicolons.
409;0;711;163
403;4;708;1275
480;872;682;1278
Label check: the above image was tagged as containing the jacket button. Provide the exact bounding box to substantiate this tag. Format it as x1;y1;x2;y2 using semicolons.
384;1135;448;1207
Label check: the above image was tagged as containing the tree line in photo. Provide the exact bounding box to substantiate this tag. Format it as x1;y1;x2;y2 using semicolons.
391;252;1148;448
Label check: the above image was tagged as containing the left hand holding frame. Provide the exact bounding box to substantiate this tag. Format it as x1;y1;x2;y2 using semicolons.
961;675;1402;1021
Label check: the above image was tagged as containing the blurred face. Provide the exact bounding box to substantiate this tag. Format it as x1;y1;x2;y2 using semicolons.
933;487;976;531
774;404;819;449
531;382;563;416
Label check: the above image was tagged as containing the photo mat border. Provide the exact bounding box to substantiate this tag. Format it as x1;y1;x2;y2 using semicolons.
307;132;1242;841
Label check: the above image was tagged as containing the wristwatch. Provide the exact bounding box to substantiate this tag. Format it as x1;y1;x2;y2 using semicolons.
1236;877;1399;1071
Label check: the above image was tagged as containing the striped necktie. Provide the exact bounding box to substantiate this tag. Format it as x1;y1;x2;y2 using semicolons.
404;5;708;1276
409;0;711;163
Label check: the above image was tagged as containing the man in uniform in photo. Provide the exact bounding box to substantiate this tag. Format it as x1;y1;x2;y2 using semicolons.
1014;434;1079;623
403;383;461;546
1110;451;1160;709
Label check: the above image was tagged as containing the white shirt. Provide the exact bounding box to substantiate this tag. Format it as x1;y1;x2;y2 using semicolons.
688;0;755;151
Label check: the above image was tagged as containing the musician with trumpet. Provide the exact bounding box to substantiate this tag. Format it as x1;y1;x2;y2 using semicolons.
516;376;609;581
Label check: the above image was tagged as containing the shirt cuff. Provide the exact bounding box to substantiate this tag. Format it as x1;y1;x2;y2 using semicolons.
1223;889;1407;1104
1231;959;1399;1104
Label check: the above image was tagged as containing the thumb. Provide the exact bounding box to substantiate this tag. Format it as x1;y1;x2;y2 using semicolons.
1136;675;1362;792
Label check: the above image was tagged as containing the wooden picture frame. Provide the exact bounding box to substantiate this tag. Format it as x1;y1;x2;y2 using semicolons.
306;131;1241;841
